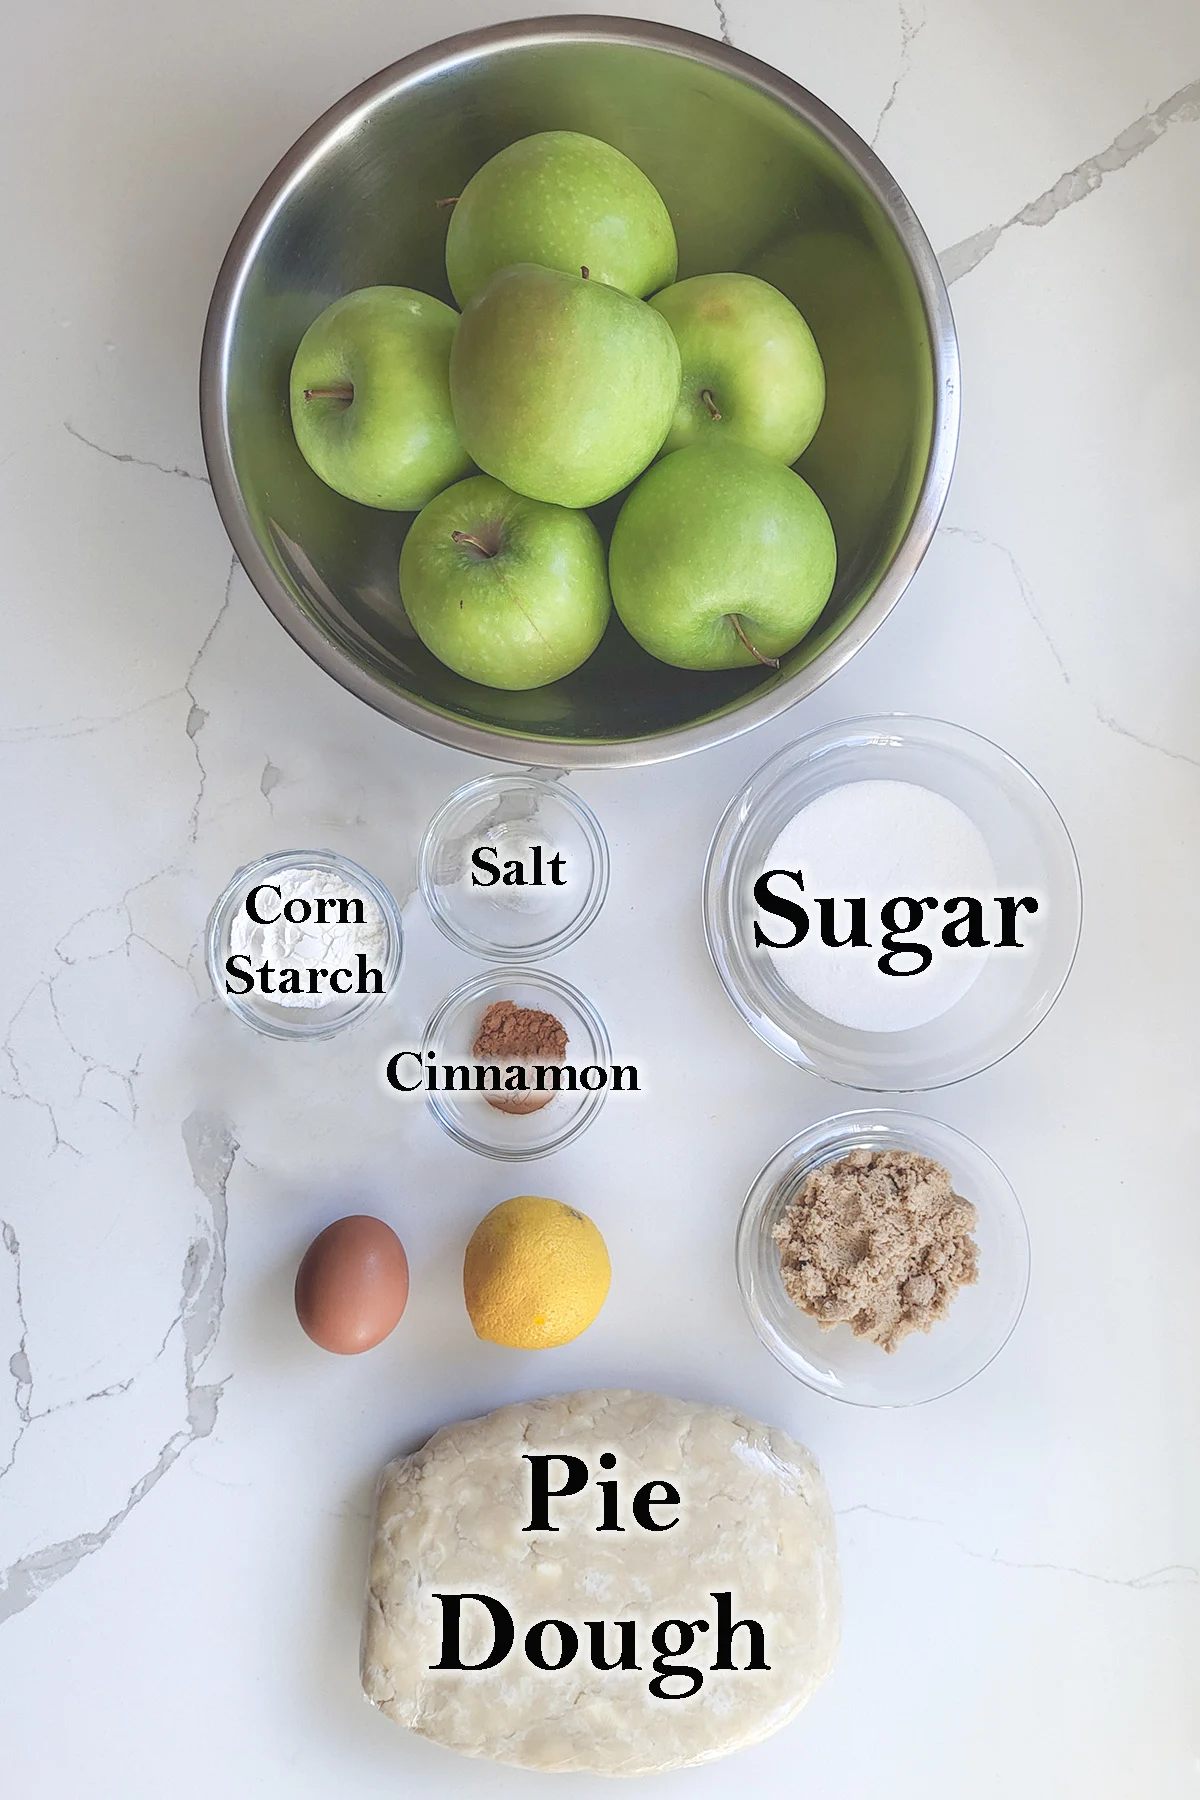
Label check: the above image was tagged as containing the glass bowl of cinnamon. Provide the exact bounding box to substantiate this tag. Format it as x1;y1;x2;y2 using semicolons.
420;967;614;1160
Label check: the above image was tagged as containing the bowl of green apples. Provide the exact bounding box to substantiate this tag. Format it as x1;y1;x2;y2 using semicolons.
200;16;958;767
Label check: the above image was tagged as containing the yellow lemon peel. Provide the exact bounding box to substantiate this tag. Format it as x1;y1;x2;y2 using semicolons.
463;1195;611;1350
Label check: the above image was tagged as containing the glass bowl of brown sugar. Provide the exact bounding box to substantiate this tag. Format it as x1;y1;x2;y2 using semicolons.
735;1109;1030;1406
420;967;614;1160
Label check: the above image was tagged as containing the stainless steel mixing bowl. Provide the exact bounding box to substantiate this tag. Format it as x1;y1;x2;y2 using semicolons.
200;15;958;767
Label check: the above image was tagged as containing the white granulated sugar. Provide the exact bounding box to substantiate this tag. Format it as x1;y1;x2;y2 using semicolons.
764;780;996;1032
229;864;388;1009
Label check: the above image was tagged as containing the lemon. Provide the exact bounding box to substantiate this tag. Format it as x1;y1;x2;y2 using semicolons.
463;1195;611;1350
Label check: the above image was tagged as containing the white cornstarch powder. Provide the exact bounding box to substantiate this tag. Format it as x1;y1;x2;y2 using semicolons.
229;864;389;1008
763;780;996;1032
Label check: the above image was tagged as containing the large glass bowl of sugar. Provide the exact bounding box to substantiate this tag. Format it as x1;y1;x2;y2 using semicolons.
703;716;1082;1090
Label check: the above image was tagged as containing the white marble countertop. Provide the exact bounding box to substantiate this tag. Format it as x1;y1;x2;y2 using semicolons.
2;1;1198;1793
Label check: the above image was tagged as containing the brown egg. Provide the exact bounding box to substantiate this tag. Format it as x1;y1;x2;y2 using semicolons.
295;1215;409;1354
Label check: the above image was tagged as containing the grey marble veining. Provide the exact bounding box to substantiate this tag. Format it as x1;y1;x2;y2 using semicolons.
1;1;1197;1794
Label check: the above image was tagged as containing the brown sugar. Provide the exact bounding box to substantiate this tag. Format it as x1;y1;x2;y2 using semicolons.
772;1147;979;1352
472;1000;569;1115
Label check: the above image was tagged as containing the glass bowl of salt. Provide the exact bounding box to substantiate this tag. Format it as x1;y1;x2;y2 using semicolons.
418;773;609;961
703;715;1082;1090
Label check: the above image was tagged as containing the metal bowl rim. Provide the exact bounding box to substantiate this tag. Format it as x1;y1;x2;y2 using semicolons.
199;12;960;768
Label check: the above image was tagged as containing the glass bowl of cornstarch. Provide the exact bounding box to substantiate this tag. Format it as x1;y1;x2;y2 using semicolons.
704;716;1081;1089
206;849;404;1039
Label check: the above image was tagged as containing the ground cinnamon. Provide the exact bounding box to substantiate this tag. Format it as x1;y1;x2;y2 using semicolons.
472;1000;568;1115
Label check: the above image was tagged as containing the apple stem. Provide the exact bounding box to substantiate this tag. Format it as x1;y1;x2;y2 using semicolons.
452;529;497;559
581;265;590;279
700;387;722;421
729;615;780;669
303;384;354;404
436;196;459;208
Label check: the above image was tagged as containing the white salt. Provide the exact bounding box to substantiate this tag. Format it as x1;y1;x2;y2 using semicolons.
460;822;561;916
763;780;996;1032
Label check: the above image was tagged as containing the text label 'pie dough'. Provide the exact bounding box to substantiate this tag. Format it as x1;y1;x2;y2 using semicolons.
361;1388;840;1775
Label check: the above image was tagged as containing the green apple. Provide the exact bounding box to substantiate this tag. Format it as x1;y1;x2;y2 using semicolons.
399;474;611;689
608;442;836;670
289;287;471;510
650;273;825;462
444;131;677;308
540;61;805;277
450;263;681;508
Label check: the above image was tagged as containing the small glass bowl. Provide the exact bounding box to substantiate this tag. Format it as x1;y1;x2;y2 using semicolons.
735;1110;1030;1407
704;715;1082;1090
418;773;609;961
205;849;403;1040
421;967;612;1160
